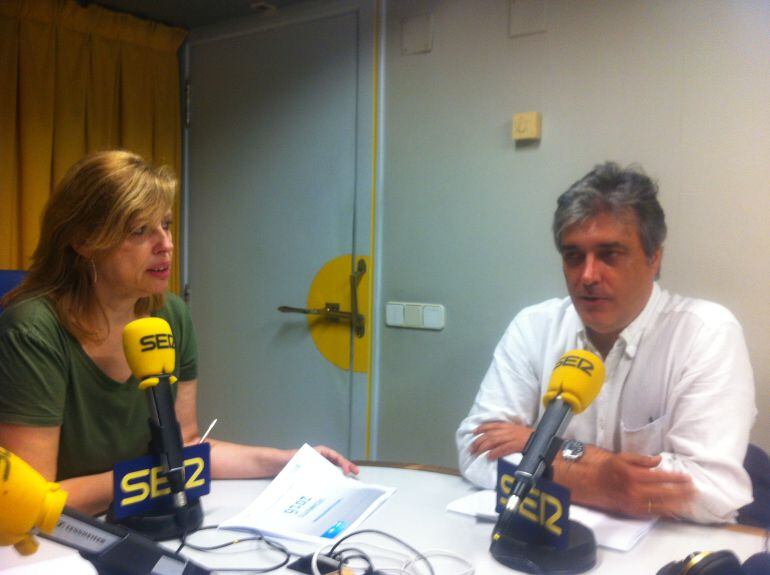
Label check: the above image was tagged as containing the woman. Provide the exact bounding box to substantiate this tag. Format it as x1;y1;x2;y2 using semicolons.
0;150;357;514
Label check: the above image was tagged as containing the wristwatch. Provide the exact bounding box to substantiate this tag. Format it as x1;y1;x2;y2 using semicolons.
562;439;585;462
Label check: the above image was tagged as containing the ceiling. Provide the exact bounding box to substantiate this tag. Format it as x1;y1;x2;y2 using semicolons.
90;0;312;30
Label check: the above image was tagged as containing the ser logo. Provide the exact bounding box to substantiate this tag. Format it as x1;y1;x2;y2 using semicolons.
119;457;205;507
554;354;594;376
112;443;210;519
499;474;564;536
139;333;175;353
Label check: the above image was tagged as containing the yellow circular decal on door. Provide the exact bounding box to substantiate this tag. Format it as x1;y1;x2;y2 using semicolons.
306;254;370;373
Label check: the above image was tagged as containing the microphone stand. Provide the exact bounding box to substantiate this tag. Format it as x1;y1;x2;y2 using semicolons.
490;459;597;574
108;375;203;541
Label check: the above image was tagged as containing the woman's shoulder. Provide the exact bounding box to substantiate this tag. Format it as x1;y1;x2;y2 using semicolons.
0;296;64;341
157;291;188;318
155;292;194;333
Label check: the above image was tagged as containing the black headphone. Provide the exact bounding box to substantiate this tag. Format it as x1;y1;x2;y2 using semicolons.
655;549;770;575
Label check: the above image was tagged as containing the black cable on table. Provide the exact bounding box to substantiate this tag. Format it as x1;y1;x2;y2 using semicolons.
174;524;292;573
328;529;435;575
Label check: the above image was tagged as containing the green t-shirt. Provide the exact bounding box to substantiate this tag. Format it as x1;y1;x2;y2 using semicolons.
0;293;197;480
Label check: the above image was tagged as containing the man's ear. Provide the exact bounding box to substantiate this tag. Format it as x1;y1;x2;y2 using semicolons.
650;247;663;278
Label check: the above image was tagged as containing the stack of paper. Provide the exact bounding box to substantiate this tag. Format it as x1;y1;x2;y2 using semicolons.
221;444;395;544
446;489;656;551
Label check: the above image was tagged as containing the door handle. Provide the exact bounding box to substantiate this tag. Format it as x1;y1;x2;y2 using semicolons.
278;258;366;338
349;258;366;338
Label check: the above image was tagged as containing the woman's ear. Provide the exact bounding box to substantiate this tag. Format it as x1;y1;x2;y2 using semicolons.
72;242;93;259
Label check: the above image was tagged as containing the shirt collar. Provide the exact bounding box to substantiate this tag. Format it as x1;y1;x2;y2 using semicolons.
574;282;661;359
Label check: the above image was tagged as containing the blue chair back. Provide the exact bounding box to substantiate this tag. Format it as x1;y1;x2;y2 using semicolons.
737;443;770;529
0;269;26;311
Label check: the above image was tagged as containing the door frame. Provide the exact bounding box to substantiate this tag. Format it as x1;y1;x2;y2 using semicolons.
180;0;383;459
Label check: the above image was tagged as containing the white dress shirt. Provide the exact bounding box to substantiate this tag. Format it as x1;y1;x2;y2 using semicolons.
456;283;756;523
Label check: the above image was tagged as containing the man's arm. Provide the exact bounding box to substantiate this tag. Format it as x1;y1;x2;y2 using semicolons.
456;314;544;488
458;303;585;487
470;420;695;518
635;317;755;523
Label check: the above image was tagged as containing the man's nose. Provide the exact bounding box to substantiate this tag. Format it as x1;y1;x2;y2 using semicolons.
581;254;600;285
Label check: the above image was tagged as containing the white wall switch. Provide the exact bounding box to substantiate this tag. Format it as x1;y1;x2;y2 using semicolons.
385;302;405;326
385;302;445;330
423;305;445;329
403;304;423;327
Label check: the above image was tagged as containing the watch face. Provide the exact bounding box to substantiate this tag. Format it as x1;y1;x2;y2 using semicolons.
562;440;584;461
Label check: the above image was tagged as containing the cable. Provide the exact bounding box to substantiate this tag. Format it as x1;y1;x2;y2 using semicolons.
174;524;292;573
328;529;435;575
329;541;410;574
403;549;474;575
341;540;410;562
311;544;339;575
336;547;376;573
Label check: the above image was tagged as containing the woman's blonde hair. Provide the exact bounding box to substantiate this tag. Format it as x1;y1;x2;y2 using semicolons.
3;150;177;340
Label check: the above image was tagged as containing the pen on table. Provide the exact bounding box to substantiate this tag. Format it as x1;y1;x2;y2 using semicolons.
199;418;218;443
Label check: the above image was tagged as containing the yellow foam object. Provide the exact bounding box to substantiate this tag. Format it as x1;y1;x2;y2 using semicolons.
543;350;605;414
123;317;177;388
0;448;67;555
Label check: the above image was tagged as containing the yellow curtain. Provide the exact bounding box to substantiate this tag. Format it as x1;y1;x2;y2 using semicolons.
0;0;186;292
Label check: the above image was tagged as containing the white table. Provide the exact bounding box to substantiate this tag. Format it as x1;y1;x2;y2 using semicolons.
1;465;766;574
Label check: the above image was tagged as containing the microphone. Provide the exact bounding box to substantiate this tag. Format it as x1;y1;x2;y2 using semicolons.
493;349;605;539
123;317;187;510
116;317;204;540
0;447;209;574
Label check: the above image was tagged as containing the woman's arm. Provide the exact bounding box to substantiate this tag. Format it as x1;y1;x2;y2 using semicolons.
0;422;113;515
174;380;358;477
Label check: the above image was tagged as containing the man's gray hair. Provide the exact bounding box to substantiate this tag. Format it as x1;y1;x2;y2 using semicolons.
552;162;667;259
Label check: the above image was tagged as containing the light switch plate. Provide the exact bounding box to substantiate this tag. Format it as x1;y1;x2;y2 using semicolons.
385;302;445;330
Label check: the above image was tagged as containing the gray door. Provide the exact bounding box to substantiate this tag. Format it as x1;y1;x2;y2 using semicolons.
185;4;376;458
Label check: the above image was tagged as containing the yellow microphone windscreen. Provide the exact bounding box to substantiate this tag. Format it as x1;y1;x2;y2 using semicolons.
122;317;176;385
0;448;67;555
543;350;605;414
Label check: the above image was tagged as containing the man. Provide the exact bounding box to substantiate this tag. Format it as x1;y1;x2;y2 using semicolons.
456;162;755;523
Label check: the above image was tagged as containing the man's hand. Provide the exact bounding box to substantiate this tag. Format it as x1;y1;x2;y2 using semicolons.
558;449;696;519
600;452;695;518
470;421;533;461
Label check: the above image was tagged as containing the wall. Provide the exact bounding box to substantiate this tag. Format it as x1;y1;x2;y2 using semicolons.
376;0;770;467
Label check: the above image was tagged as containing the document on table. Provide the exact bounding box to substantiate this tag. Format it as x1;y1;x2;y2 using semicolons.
220;444;395;544
446;489;656;551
